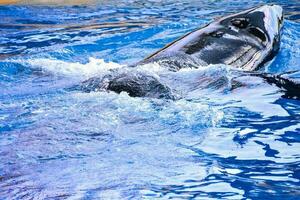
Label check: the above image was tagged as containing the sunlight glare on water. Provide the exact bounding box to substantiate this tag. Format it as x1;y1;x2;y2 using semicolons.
0;0;300;199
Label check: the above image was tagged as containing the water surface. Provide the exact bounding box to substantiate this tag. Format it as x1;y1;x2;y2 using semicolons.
0;0;300;199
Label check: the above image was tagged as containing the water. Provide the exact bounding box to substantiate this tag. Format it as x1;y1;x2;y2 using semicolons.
0;0;300;199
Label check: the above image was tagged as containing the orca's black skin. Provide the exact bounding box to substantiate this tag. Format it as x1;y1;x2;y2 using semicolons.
82;71;174;99
142;5;283;71
256;72;300;100
81;5;300;100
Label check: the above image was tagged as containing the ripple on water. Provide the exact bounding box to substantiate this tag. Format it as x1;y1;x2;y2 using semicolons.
0;1;300;199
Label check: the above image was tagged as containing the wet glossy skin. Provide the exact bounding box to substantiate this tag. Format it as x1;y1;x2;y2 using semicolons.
143;5;283;71
83;5;286;98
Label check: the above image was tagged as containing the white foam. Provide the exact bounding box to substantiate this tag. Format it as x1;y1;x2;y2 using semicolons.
71;91;224;128
15;57;124;80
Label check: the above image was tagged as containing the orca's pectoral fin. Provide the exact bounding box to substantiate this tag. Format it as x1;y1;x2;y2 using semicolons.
259;71;300;100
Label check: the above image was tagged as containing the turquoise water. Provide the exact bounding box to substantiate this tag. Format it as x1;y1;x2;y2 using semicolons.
0;0;300;199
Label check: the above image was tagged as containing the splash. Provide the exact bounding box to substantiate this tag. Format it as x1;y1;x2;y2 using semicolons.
15;57;124;80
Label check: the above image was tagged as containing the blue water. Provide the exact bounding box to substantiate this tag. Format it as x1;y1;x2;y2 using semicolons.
0;0;300;199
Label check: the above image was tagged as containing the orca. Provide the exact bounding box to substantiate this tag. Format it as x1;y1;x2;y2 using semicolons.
81;5;300;100
142;5;283;71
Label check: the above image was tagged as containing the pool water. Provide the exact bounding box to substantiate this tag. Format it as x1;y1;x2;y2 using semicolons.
0;0;300;199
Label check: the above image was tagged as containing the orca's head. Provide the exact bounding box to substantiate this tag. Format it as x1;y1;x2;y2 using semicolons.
221;5;283;45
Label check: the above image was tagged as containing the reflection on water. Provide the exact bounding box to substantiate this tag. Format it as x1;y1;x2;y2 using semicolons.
0;0;97;5
0;0;300;199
